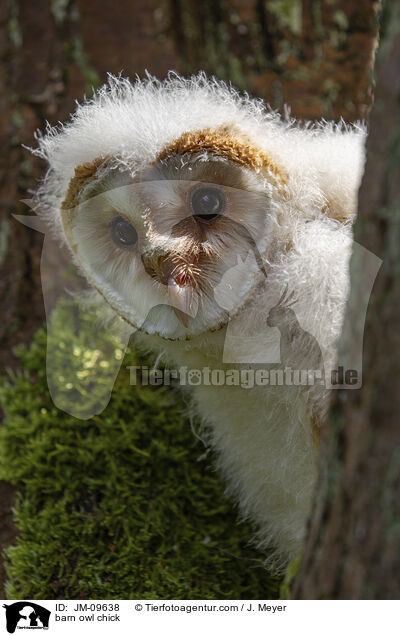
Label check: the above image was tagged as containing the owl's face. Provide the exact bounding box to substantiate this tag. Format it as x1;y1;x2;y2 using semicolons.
61;150;274;339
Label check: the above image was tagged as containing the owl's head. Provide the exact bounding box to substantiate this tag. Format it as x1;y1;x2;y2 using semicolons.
32;73;364;339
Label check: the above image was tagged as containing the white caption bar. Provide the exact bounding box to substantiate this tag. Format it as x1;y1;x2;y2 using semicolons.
2;599;398;635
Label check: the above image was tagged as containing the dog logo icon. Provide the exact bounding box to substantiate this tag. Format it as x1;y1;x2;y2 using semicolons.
3;602;50;633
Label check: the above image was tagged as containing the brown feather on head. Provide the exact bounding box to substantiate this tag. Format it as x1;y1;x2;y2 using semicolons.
156;127;288;186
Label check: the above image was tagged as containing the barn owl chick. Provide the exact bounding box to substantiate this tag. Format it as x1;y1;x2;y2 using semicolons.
32;73;366;564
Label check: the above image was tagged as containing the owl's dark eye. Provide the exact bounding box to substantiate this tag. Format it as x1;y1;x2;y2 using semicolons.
110;216;138;249
190;187;225;223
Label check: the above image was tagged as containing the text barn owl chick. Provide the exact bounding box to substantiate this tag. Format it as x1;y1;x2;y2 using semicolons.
32;73;366;563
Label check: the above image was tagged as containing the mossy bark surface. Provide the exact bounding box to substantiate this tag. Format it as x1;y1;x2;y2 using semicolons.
0;305;281;599
169;0;380;120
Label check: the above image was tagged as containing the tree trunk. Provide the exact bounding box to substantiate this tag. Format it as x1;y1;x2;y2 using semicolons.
169;0;380;120
0;0;381;599
292;0;400;599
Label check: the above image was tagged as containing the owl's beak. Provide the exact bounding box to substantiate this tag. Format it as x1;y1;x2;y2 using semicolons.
167;278;198;327
141;251;199;327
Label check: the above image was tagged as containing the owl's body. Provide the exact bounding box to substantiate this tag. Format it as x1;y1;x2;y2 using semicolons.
33;73;366;562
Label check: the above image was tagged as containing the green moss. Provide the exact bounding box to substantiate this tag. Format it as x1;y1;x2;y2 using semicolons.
11;105;24;129
0;218;11;267
333;10;349;31
43;300;127;420
0;301;280;599
69;36;100;93
279;557;301;599
50;0;69;25
268;0;302;36
8;0;22;49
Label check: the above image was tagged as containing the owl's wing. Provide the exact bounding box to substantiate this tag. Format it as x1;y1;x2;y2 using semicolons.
15;210;133;420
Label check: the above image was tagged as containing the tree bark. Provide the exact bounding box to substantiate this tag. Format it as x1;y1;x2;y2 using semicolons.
292;0;400;599
169;0;380;120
